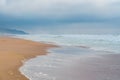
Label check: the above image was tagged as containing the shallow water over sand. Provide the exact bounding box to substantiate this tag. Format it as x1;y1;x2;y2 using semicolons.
20;47;120;80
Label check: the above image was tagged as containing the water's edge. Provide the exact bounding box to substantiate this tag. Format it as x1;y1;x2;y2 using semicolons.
19;46;118;80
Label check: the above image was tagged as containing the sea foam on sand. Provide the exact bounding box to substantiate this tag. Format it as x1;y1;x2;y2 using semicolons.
20;47;120;80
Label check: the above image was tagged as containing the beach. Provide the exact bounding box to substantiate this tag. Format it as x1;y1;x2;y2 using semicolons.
17;35;120;80
0;37;56;80
0;35;120;80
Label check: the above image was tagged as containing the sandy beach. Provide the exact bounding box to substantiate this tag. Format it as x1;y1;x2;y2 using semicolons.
0;37;56;80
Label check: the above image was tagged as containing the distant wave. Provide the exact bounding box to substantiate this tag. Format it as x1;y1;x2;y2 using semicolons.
15;34;120;53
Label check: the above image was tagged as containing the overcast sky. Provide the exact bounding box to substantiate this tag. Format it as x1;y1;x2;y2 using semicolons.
0;0;120;34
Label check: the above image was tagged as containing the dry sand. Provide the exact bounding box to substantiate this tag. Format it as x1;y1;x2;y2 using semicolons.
0;37;56;80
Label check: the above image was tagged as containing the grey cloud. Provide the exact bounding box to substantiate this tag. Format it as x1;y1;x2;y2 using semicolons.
0;0;120;18
0;0;120;34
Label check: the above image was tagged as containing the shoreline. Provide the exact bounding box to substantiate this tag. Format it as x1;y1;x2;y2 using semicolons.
19;45;120;80
0;37;57;80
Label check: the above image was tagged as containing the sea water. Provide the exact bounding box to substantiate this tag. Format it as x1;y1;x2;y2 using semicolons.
16;34;120;53
14;34;120;80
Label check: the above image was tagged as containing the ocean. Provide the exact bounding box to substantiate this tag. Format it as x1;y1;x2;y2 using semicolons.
15;34;120;80
16;34;120;53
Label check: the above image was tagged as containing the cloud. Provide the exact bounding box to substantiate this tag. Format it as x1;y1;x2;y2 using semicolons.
0;0;120;34
0;0;120;18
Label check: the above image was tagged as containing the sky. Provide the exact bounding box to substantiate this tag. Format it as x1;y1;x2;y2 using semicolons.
0;0;120;34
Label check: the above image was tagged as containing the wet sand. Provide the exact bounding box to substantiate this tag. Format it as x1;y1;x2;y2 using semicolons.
0;37;56;80
55;53;120;80
19;46;120;80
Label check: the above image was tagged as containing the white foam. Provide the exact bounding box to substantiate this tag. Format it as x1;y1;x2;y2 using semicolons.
19;46;119;80
15;34;120;53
